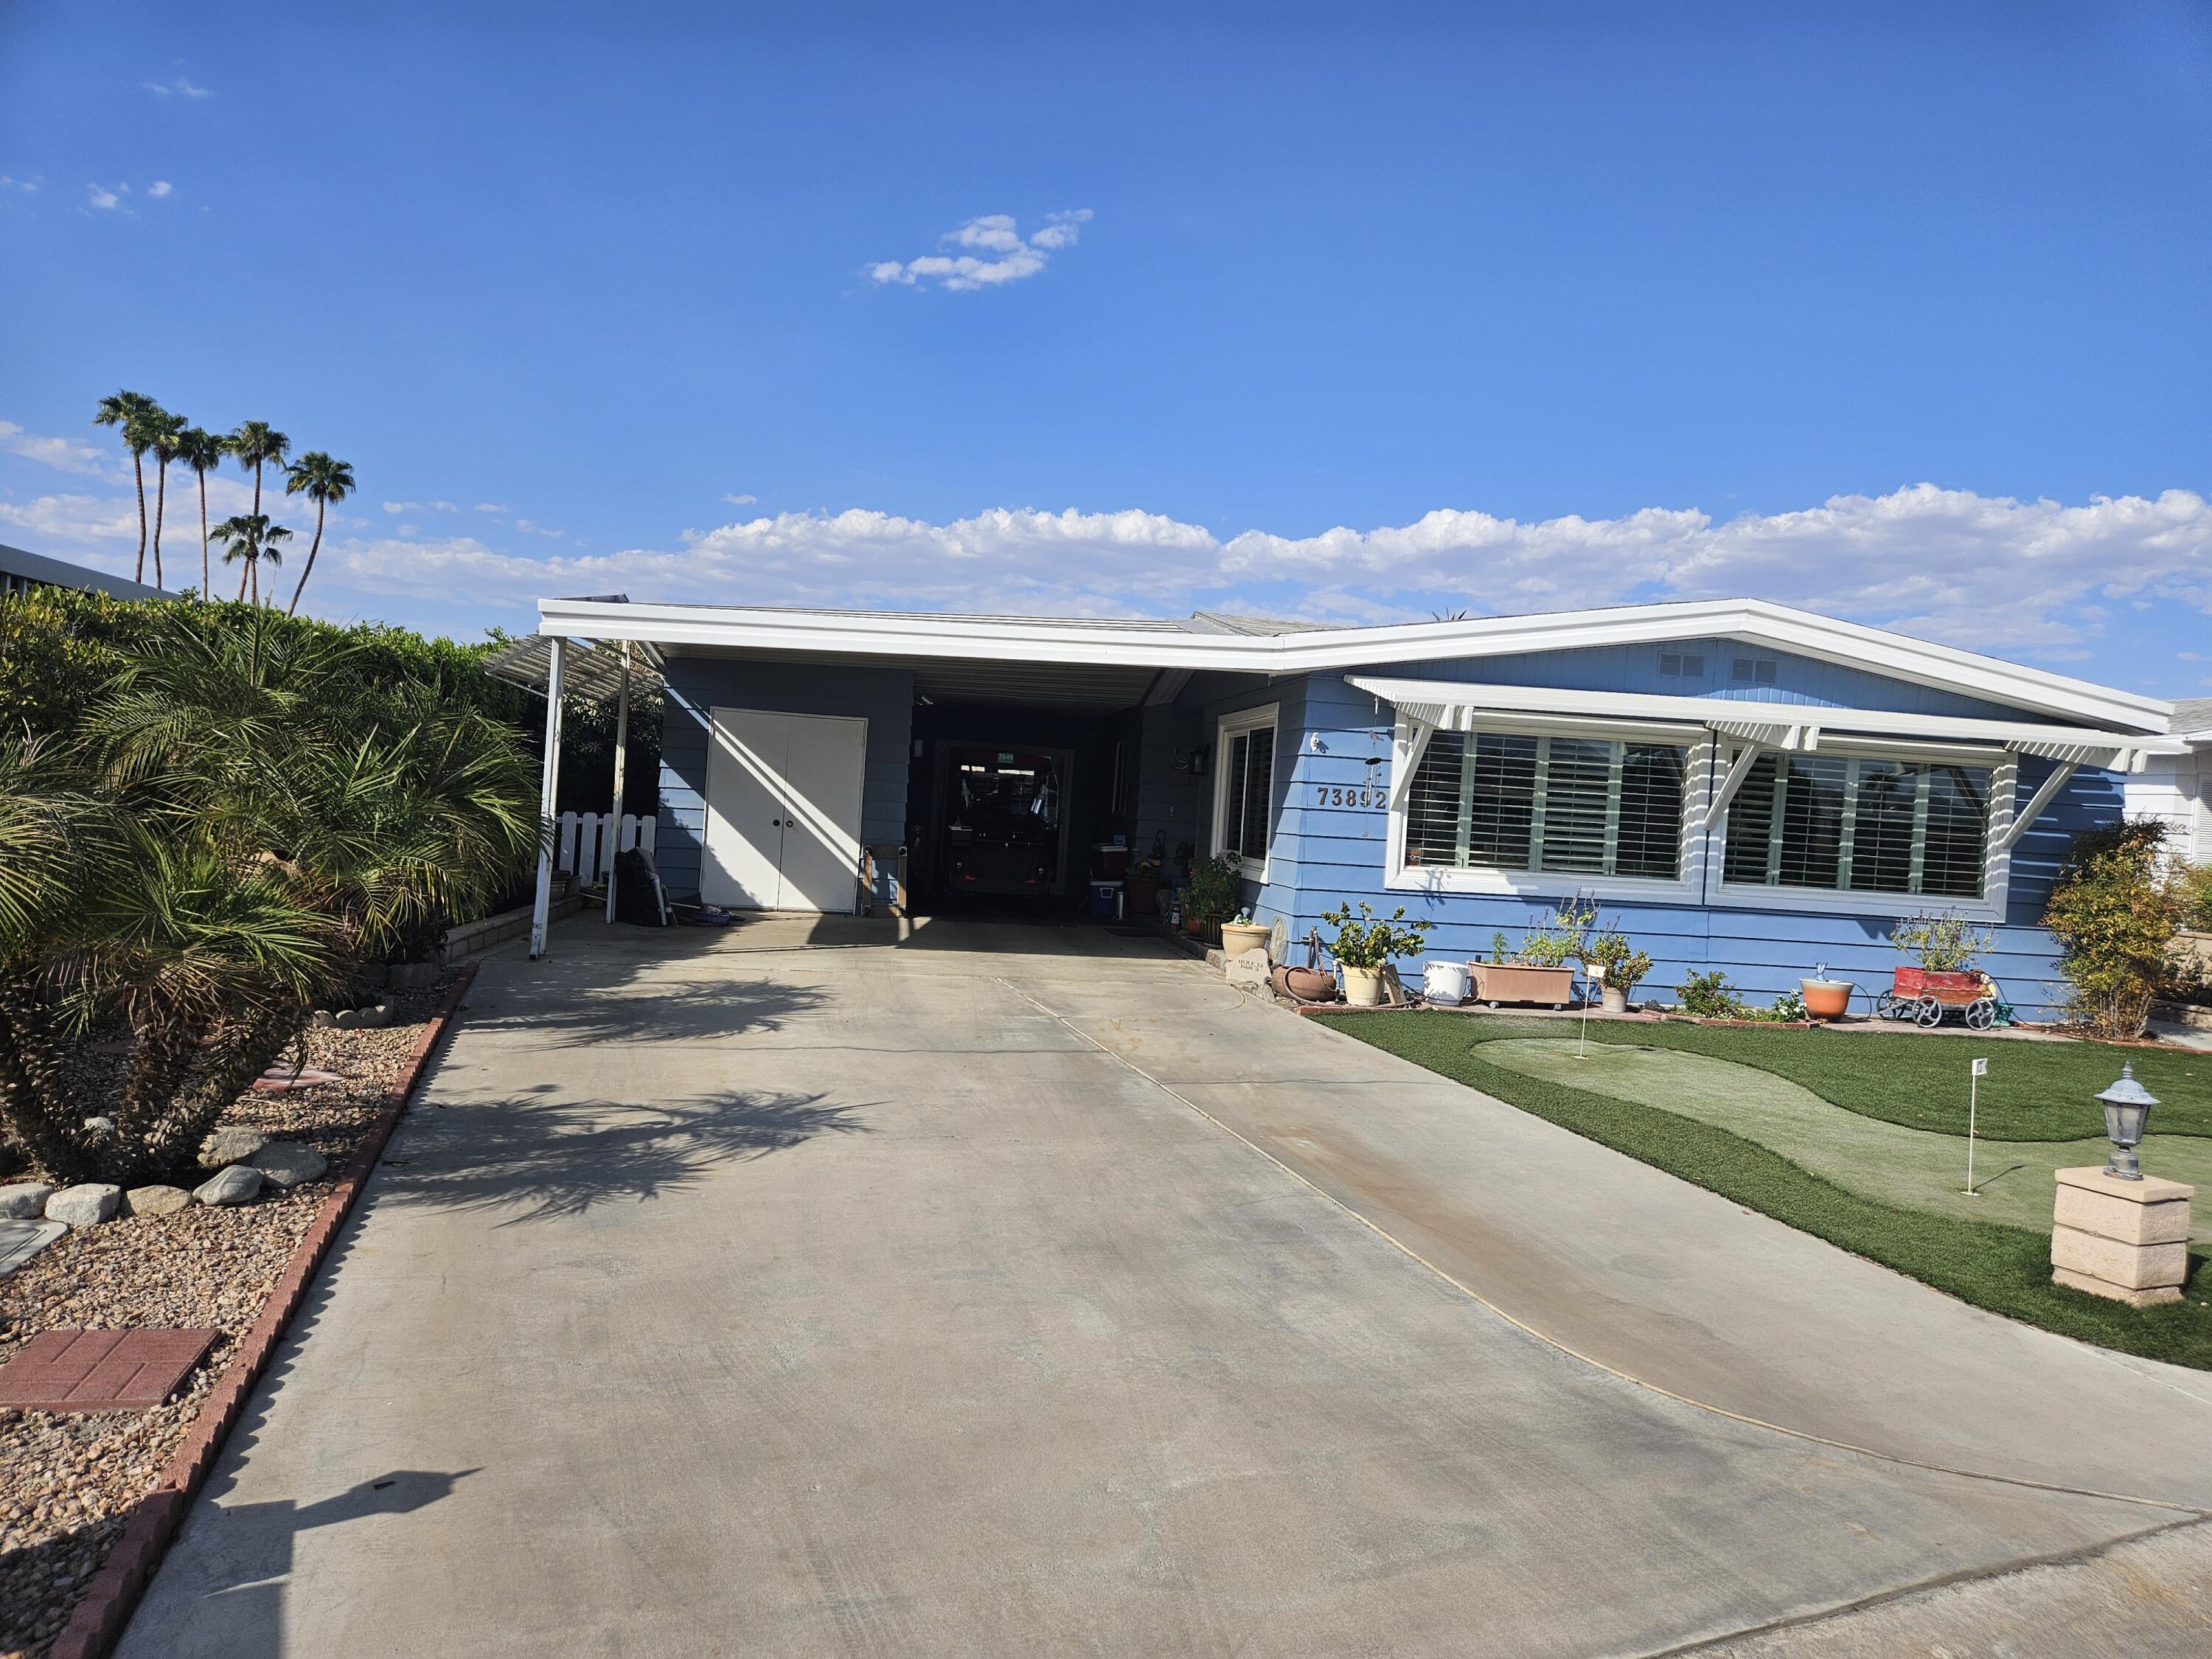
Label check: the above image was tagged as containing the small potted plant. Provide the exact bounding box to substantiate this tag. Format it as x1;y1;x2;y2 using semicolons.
1582;925;1652;1015
1220;908;1272;961
1470;900;1594;1009
1321;900;1433;1006
1180;855;1239;945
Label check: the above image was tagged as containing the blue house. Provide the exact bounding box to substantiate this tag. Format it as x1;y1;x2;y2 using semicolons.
515;597;2185;1019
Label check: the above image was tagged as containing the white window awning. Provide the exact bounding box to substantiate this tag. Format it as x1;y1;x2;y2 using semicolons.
1343;676;2187;774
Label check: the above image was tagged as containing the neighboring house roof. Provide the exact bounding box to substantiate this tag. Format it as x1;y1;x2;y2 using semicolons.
0;542;171;600
535;594;2173;735
2171;697;2212;744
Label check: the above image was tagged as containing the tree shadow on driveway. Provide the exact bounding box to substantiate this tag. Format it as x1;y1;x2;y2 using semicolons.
373;1088;873;1223
463;969;834;1051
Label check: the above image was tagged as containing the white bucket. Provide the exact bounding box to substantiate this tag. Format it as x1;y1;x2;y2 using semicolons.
1422;961;1471;1006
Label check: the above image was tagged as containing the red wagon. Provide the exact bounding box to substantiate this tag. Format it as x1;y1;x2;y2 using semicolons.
1875;967;1997;1030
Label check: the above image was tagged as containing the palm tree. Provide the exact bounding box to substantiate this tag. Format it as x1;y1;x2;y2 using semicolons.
282;451;355;616
224;422;291;600
145;410;189;591
173;427;226;598
93;391;161;582
212;513;292;609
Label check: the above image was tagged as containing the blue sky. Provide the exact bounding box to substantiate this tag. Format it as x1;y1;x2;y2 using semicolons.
2;1;2208;695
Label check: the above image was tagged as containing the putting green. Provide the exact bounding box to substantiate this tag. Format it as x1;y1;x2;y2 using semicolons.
1475;1038;2212;1242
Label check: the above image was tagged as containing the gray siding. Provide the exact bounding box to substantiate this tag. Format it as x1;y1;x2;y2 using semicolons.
655;655;914;899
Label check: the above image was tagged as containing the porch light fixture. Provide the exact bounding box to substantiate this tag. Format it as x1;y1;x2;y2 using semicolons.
2096;1064;2159;1181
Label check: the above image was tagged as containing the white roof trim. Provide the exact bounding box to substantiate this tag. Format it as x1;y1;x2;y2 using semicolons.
535;595;2172;734
1343;675;2188;773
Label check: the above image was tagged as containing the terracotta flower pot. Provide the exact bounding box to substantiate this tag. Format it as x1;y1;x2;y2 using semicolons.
1800;978;1853;1020
1273;964;1338;1002
1125;875;1161;917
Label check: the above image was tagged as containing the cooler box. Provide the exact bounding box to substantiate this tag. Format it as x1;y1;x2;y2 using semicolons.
1088;880;1123;918
1093;842;1131;880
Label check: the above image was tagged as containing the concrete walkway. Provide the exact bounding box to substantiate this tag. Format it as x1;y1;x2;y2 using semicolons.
120;917;2212;1658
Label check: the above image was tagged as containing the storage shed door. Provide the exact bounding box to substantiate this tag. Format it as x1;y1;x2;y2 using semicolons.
703;708;868;913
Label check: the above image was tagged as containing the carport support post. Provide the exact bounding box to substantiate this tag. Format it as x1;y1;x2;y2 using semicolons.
605;641;630;924
529;636;566;959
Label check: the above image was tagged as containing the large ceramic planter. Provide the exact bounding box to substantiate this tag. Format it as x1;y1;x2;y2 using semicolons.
1273;964;1338;1002
1600;985;1630;1015
1342;965;1386;1006
1220;922;1272;961
1125;875;1161;918
1469;961;1574;1009
1800;978;1853;1020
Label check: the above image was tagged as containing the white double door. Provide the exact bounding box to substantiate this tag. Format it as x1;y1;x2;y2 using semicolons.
702;706;869;913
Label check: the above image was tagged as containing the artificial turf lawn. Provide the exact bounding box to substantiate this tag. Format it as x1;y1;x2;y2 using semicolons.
1436;1015;2212;1141
1315;1012;2212;1371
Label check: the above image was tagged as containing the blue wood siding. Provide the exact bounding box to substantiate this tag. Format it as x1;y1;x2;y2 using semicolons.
1199;667;2125;1021
655;655;914;899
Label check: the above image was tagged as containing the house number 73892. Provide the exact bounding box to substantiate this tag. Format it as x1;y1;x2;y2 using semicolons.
1315;785;1380;808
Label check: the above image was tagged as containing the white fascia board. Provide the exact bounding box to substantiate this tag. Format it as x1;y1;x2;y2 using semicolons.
534;594;2170;734
1342;675;2189;764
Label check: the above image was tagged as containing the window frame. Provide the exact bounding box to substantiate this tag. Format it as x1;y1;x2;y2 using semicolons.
1211;703;1281;883
1708;738;2018;922
1382;713;1712;902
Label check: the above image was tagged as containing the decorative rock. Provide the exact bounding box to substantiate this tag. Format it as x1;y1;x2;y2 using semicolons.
0;1182;57;1220
357;1002;394;1029
1224;950;1273;992
44;1183;123;1228
198;1126;268;1169
193;1164;264;1207
124;1183;193;1218
332;1007;363;1029
310;1009;341;1029
250;1141;329;1189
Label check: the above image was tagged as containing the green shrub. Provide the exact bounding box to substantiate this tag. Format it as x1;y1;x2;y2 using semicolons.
2042;820;2182;1039
1677;970;1746;1018
1888;911;1994;973
1320;900;1433;970
2180;863;2212;933
1583;925;1653;998
1181;855;1241;925
1507;897;1598;966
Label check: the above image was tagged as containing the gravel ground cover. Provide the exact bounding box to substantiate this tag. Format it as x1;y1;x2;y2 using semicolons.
0;981;451;1659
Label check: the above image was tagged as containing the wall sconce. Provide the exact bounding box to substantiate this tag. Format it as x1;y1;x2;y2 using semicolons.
1187;745;1208;776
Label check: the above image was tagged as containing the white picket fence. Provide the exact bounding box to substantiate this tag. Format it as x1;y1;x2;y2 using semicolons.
555;811;655;887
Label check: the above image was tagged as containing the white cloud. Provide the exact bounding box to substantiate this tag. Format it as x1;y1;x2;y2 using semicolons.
143;76;211;98
870;209;1093;292
4;419;2206;672
723;493;757;507
0;420;123;479
86;185;119;210
147;180;172;198
383;498;458;514
513;518;562;538
473;501;509;513
0;175;41;193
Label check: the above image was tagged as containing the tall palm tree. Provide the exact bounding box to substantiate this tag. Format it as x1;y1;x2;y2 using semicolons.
282;451;355;617
93;391;161;582
212;513;292;609
224;422;291;600
145;410;189;591
173;427;226;599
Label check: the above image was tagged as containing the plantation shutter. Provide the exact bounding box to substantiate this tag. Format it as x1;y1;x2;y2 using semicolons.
1722;751;1992;897
1402;730;1683;878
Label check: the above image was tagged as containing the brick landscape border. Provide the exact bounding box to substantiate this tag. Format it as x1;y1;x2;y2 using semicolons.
48;962;482;1659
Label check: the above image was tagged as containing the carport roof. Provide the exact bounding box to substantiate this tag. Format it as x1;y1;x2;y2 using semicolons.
529;594;2174;734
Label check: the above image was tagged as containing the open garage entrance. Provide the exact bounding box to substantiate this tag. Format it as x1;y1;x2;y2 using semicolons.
902;657;1161;917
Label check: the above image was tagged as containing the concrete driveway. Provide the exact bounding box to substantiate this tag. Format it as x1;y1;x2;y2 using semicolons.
121;917;2212;1658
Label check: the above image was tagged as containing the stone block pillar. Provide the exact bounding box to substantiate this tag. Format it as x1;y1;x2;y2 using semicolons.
2051;1166;2194;1308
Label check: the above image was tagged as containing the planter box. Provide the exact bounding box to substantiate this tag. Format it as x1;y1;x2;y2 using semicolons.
1469;961;1575;1009
1892;967;1982;998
